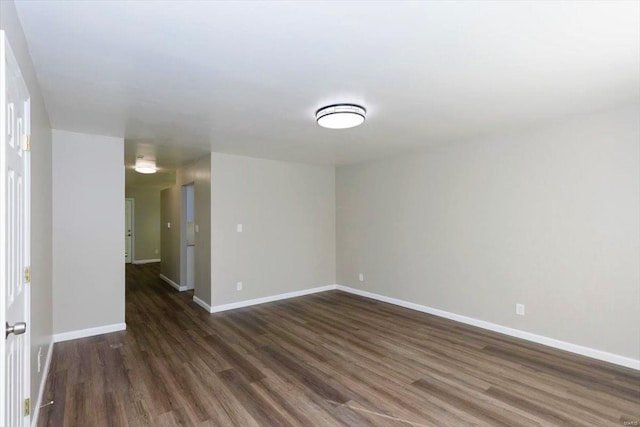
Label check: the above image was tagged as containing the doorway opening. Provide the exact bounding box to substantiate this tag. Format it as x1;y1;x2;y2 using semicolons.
125;198;134;263
180;184;195;290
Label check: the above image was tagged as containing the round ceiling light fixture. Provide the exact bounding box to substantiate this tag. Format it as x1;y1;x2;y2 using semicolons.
316;104;366;129
134;157;157;174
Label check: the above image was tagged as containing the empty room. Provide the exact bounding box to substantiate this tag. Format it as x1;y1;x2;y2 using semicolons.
1;0;639;426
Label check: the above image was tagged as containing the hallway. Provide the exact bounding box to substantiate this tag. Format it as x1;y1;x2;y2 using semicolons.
38;263;640;426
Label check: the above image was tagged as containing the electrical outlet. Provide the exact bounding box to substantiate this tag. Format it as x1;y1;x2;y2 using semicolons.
237;224;243;233
167;222;171;228
516;303;525;316
236;282;243;291
154;249;159;255
37;346;42;373
358;273;364;282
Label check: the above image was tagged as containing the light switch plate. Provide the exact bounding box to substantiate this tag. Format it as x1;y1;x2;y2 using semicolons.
167;222;171;228
237;224;243;233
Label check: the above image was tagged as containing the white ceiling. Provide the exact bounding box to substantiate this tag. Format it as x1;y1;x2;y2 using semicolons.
15;0;640;168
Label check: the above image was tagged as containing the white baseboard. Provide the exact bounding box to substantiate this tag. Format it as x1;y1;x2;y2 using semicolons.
132;258;161;264
208;285;338;314
184;281;639;370
335;285;640;371
159;274;187;292
193;295;213;312
53;323;127;343
31;339;54;427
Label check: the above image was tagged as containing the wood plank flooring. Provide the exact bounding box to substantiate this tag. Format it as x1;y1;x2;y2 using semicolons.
38;263;640;426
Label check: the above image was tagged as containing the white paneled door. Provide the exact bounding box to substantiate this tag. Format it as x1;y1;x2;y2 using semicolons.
0;31;31;427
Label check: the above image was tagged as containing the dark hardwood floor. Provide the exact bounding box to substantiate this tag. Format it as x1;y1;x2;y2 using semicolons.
38;263;639;426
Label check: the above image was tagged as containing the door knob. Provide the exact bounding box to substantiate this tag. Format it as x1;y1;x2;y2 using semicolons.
5;322;26;339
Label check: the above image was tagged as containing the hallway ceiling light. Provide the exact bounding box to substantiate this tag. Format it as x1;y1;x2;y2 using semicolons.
135;157;157;174
316;104;366;129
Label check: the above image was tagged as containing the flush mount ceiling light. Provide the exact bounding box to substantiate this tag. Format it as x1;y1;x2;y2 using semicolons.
134;157;157;174
316;104;366;129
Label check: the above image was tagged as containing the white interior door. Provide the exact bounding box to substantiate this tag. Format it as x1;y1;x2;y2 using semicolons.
0;30;31;427
125;198;133;263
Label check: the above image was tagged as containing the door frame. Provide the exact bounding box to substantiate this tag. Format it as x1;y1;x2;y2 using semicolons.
125;198;135;263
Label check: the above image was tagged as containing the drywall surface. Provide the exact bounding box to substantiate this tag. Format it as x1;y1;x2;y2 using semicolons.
160;185;180;283
125;187;161;261
211;153;335;307
52;130;125;334
336;104;640;359
1;0;54;413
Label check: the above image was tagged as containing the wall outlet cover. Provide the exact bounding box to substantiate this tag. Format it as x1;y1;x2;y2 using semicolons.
358;273;364;282
237;224;243;233
236;282;243;291
516;303;525;316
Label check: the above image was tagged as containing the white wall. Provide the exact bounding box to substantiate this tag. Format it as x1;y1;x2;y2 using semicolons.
211;153;335;307
0;0;54;417
336;104;640;360
160;185;180;284
52;130;125;335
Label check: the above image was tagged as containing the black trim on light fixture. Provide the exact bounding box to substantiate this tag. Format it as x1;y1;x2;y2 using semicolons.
316;104;367;129
315;103;367;116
